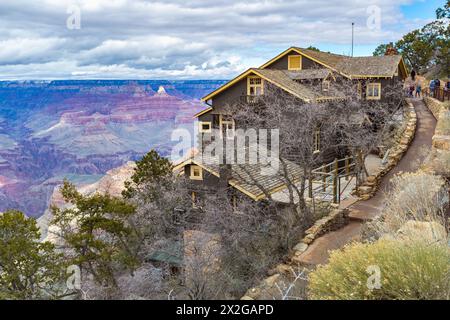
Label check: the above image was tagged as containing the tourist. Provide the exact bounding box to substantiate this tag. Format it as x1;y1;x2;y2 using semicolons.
415;81;422;98
430;80;435;97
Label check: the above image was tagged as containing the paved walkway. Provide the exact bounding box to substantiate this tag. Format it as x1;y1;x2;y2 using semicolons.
297;99;437;266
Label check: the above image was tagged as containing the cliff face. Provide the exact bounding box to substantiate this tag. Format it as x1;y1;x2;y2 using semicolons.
38;161;136;242
0;80;226;217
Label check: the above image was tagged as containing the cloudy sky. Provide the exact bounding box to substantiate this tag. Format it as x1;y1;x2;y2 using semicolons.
0;0;444;80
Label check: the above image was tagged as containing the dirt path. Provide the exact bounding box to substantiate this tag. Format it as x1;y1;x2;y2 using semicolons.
297;99;437;266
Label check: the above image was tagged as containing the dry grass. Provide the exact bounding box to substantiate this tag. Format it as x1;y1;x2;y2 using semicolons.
369;171;448;239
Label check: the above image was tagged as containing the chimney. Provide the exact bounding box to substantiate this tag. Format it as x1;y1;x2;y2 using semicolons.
385;43;398;56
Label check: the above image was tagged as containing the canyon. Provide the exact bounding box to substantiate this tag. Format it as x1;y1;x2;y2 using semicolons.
0;80;225;217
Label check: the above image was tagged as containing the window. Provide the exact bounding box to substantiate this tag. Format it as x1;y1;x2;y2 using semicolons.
190;165;203;180
366;83;381;100
357;82;362;99
220;115;235;139
288;55;302;70
199;121;211;133
191;191;199;209
247;76;264;96
322;80;330;92
232;195;237;210
313;129;320;153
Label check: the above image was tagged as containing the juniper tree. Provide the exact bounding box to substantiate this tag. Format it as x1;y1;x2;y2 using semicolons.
51;180;138;289
0;210;69;299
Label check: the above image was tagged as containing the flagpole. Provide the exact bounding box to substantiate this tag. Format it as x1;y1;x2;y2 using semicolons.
351;22;355;57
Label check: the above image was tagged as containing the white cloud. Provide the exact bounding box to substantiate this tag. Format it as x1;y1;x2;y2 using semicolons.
0;0;434;79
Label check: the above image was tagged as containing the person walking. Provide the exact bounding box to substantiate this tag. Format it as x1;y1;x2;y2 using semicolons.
415;81;422;98
430;80;435;97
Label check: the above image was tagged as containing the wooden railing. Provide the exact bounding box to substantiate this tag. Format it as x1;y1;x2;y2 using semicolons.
423;87;450;102
308;156;357;204
240;95;264;105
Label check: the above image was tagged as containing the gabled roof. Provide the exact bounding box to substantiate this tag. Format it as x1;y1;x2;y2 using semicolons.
260;47;347;76
174;147;303;201
261;47;408;79
200;46;407;111
336;55;405;79
202;68;314;103
200;68;344;106
286;68;333;81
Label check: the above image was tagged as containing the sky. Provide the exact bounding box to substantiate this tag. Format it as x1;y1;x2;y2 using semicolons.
0;0;445;80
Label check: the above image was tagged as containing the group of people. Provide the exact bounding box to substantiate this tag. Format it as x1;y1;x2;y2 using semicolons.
407;81;422;98
406;75;450;99
429;78;450;98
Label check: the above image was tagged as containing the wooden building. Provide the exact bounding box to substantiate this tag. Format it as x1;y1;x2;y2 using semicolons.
176;47;408;204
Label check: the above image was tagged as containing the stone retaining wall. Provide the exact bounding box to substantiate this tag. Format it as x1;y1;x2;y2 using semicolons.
423;97;450;176
354;101;417;200
424;96;443;119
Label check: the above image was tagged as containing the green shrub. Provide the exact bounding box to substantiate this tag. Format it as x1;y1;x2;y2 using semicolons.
308;239;450;300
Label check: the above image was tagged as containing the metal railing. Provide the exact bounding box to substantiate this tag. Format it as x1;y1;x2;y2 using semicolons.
308;156;357;204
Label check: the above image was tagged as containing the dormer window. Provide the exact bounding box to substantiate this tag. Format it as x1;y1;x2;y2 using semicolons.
190;165;203;180
288;55;302;71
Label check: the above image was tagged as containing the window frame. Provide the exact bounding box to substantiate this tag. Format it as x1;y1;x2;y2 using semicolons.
288;55;302;71
219;114;235;139
322;80;330;92
199;121;212;133
366;82;381;100
357;81;363;99
247;76;264;96
313;129;321;154
190;165;203;180
191;191;199;209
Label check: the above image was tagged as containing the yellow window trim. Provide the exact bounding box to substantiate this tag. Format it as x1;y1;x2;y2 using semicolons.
247;75;264;96
313;129;321;153
191;191;199;209
199;121;212;133
288;55;302;71
219;114;235;139
322;80;330;92
366;83;382;100
190;165;203;180
357;81;362;98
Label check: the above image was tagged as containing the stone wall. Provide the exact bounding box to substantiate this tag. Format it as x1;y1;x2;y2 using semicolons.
423;97;450;176
354;101;417;200
424;96;443;119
